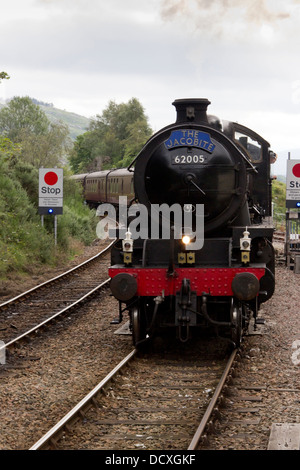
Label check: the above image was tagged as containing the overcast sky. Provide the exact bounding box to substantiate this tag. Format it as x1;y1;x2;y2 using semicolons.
1;0;300;174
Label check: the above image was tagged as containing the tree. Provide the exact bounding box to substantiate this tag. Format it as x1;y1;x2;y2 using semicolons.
68;133;94;174
0;96;49;141
0;96;71;167
121;118;153;167
0;136;21;161
19;121;71;167
0;71;10;82
95;98;149;142
69;98;153;173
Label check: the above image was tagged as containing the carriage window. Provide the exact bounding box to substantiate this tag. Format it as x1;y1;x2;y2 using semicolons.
234;132;262;163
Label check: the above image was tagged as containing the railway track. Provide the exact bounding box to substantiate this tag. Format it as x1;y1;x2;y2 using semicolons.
30;341;237;450
1;232;296;450
0;240;114;352
0;238;241;451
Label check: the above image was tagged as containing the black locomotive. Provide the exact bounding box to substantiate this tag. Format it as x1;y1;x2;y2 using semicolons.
106;98;276;347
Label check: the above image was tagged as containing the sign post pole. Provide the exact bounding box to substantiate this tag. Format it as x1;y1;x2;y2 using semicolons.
54;215;57;246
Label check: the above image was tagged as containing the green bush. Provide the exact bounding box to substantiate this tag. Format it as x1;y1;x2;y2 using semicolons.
272;180;286;229
0;220;55;277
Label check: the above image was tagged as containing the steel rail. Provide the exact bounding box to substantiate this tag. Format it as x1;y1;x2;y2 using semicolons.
29;349;137;450
0;239;116;309
0;278;110;356
188;348;238;450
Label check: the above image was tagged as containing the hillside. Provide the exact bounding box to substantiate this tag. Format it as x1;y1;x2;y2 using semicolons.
0;99;90;140
39;104;90;140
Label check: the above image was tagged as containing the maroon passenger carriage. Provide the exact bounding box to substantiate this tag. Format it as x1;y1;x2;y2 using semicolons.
72;168;134;207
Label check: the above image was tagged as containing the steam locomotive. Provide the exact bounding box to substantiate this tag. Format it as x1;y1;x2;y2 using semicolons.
77;98;276;348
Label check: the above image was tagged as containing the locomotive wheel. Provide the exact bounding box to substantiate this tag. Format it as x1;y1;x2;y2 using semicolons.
231;301;242;347
131;305;147;348
241;304;251;330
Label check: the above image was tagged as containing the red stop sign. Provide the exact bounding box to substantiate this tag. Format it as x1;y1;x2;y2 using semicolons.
292;164;300;178
44;171;58;185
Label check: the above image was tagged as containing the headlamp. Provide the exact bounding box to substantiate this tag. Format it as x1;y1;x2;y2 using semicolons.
182;235;191;245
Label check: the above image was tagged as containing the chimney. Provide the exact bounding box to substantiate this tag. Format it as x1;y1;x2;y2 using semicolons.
172;98;211;124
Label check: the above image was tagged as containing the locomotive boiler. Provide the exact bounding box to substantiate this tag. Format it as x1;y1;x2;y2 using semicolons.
108;98;276;348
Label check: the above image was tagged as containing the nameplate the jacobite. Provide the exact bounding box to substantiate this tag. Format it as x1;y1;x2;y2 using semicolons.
164;130;215;153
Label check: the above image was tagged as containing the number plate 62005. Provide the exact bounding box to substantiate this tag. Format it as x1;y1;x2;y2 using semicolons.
171;154;208;165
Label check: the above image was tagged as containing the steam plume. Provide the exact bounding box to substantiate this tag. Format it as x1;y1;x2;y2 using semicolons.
161;0;294;31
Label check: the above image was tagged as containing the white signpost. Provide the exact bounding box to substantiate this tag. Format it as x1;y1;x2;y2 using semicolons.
285;158;300;269
286;159;300;209
39;168;63;245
